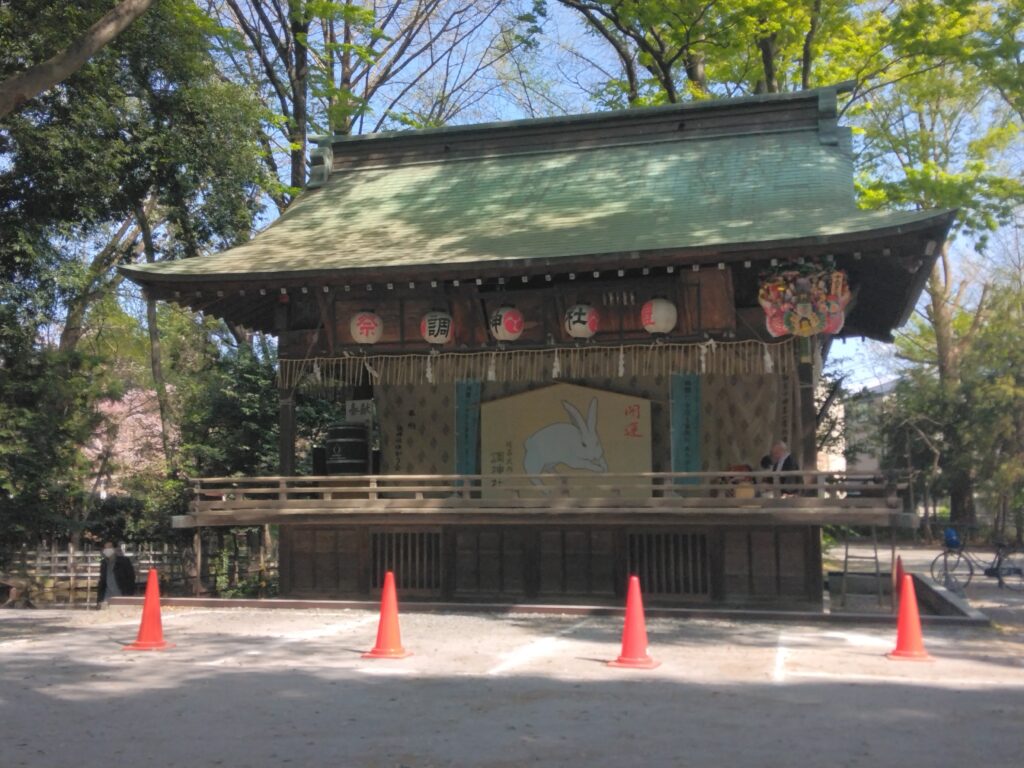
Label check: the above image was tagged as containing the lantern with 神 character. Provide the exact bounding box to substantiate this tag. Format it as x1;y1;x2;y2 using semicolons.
490;305;524;342
640;297;677;334
350;310;383;344
564;304;599;339
758;263;850;337
420;310;454;345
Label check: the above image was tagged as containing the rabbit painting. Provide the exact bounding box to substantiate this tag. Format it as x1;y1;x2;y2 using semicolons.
523;397;608;485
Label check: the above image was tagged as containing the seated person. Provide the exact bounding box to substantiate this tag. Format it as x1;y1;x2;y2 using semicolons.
760;441;802;493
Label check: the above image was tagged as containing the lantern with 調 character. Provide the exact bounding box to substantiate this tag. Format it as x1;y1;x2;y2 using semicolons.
420;310;454;345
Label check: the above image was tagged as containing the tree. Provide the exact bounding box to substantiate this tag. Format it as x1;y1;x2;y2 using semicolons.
0;0;268;543
0;0;157;119
213;0;532;209
959;269;1024;542
856;58;1023;525
554;0;879;104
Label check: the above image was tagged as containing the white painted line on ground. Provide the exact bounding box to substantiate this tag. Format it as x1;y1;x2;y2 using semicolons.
190;615;379;666
788;669;1024;688
356;666;415;676
820;630;898;649
488;636;562;676
278;615;378;642
772;631;788;683
486;619;590;676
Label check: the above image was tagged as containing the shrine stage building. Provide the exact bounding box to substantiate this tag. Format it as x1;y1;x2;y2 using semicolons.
122;84;952;609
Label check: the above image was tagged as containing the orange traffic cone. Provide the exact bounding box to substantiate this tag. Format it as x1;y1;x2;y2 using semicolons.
893;556;906;603
124;569;174;651
362;571;411;659
887;573;931;661
608;575;660;669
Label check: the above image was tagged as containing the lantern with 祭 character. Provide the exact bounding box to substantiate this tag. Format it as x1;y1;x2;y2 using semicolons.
564;304;599;339
758;263;850;337
420;310;454;345
640;297;677;334
350;310;383;344
489;305;524;342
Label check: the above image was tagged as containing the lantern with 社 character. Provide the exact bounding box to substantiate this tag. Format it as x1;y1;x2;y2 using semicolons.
564;304;599;339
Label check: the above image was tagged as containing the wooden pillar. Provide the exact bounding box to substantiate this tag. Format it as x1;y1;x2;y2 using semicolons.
796;337;818;473
279;388;296;476
275;295;296;477
193;528;203;596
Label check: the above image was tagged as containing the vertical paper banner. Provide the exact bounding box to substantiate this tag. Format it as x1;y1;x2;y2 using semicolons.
455;380;481;475
670;373;701;484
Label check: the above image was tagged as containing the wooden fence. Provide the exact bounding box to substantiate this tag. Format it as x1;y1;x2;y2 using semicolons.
2;532;278;603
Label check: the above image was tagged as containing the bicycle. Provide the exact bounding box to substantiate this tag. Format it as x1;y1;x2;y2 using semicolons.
930;527;1024;592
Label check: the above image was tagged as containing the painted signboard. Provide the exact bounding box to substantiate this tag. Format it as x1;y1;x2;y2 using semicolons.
480;383;651;497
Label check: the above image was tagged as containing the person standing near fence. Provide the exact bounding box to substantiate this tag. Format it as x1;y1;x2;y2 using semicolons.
97;542;135;604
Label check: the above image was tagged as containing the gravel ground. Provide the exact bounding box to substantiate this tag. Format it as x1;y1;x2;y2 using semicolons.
2;595;1023;768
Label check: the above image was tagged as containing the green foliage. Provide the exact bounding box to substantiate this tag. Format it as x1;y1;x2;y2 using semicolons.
0;332;110;545
868;273;1024;536
959;282;1024;526
855;66;1023;250
177;344;280;478
0;0;269;546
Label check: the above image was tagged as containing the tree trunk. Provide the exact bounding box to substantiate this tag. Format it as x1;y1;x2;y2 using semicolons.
288;8;310;191
926;243;976;526
135;203;177;476
0;0;157;118
684;53;707;94
801;0;822;90
757;32;779;93
59;215;141;352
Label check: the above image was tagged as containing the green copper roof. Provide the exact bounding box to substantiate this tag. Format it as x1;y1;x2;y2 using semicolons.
122;91;948;285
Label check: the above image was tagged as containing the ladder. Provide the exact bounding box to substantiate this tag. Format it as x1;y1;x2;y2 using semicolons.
840;526;883;608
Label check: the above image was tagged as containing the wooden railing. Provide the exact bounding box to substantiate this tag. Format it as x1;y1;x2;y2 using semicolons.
184;471;904;526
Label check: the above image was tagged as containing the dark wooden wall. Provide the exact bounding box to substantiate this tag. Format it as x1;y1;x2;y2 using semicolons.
278;522;822;608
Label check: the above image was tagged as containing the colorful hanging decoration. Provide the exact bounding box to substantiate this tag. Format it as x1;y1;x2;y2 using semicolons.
420;309;454;345
490;305;524;342
564;304;599;339
350;310;383;344
640;297;677;334
758;263;850;337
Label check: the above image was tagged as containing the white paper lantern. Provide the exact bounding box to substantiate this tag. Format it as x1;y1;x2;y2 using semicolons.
350;310;383;344
641;298;677;334
489;305;524;342
564;304;599;339
420;310;454;345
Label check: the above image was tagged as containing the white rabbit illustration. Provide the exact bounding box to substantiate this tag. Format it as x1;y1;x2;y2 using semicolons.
523;397;608;485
